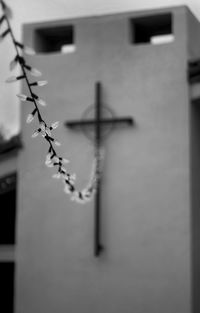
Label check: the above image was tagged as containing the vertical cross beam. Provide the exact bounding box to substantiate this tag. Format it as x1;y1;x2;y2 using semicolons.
65;81;133;257
94;81;103;256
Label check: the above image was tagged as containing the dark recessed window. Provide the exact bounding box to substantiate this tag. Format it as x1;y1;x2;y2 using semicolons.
0;262;15;313
130;13;174;45
0;173;17;245
34;25;75;54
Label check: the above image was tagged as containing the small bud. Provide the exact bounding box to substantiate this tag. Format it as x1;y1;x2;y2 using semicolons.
60;167;66;173
52;173;61;179
37;98;46;106
69;174;76;184
63;158;70;164
38;80;48;86
26;108;37;123
54;141;61;146
6;75;25;83
45;128;51;137
45;153;51;162
52;156;58;163
30;80;48;87
26;114;34;124
51;121;59;129
82;189;91;200
24;64;42;77
45;155;53;167
17;94;33;102
64;184;71;194
40;122;46;132
74;196;85;204
17;94;26;101
32;130;40;138
46;161;53;168
71;191;79;201
30;68;42;77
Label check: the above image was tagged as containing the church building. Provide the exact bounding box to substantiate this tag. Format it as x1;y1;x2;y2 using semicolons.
4;5;200;313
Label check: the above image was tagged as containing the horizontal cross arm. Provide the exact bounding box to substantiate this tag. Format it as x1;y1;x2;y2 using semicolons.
65;117;134;128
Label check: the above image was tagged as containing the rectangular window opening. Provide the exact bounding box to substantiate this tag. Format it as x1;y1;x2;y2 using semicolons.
0;262;15;313
34;25;75;54
130;13;174;45
0;173;17;245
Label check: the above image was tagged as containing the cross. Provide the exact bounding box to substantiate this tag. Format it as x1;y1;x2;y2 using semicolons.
65;81;133;257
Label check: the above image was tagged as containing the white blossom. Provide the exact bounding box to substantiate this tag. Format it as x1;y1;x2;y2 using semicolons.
37;80;48;86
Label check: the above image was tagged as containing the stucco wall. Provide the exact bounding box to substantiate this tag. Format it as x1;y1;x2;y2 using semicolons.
16;6;193;313
187;9;200;313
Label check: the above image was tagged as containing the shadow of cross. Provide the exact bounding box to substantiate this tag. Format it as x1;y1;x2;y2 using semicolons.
65;81;134;257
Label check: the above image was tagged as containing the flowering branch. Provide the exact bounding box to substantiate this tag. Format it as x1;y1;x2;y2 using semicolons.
0;0;103;203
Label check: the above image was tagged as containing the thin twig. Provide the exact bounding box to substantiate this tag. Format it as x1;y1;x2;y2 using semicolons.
0;0;102;203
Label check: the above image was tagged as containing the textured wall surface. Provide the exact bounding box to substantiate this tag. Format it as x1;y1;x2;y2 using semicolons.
16;6;198;313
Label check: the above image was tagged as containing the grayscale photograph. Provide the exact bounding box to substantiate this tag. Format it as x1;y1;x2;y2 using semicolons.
0;0;199;312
